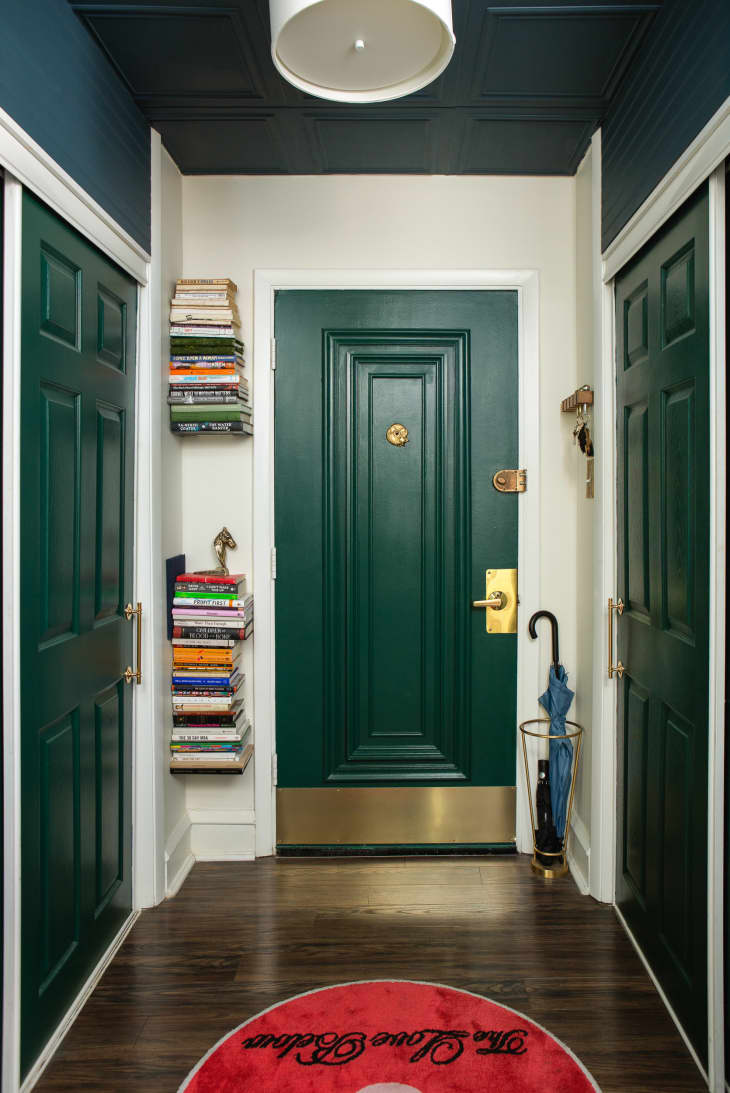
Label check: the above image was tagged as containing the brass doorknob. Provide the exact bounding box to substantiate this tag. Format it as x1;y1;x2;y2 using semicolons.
472;591;506;611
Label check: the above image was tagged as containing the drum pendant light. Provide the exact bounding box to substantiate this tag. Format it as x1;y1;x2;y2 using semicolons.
269;0;456;103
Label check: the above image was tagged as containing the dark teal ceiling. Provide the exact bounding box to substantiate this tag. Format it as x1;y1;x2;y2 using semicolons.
70;0;661;175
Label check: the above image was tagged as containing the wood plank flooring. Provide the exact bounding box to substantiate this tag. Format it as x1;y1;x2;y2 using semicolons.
35;856;706;1091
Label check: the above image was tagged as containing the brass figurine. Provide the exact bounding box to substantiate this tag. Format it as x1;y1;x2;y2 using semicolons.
198;526;237;575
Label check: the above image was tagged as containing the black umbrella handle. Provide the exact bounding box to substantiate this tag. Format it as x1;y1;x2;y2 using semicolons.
528;610;560;669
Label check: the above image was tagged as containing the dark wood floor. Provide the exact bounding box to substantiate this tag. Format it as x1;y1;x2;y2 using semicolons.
36;856;705;1091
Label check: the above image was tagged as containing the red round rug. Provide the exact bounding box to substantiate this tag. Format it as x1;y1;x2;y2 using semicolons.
178;980;600;1092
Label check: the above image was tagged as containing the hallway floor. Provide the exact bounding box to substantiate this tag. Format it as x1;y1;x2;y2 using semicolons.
36;856;705;1092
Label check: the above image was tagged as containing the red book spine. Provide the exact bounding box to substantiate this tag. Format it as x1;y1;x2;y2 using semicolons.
176;572;243;585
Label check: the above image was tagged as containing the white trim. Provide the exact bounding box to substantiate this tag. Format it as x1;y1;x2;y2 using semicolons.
165;811;192;860
0;106;149;285
132;130;165;910
166;853;195;899
2;173;23;1093
603;96;730;282
19;912;139;1093
253;268;542;857
187;808;256;826
568;811;591;896
192;852;256;863
707;163;726;1093
615;906;709;1087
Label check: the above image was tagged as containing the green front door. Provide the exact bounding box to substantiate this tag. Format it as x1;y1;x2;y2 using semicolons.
274;290;518;847
20;191;136;1077
615;184;710;1061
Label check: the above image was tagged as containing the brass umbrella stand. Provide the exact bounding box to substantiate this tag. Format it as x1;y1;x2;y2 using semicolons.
519;719;584;879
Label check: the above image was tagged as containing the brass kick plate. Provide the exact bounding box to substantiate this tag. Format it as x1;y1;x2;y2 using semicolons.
485;568;518;634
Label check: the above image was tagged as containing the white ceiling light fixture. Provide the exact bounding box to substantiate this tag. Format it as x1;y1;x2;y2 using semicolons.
269;0;456;104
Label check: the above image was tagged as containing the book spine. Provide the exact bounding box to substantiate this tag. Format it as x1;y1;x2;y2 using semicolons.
170;422;249;434
172;627;248;639
174;585;245;595
172;597;250;608
176;572;244;584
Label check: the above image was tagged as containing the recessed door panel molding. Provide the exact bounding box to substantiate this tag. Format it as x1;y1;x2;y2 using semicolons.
97;286;127;371
615;184;709;1061
94;683;125;917
624;401;650;618
38;710;81;994
94;404;126;624
623;280;648;370
39;383;81;647
659;704;694;981
40;245;81;350
660;383;695;640
623;679;649;909
323;333;471;782
661;241;696;348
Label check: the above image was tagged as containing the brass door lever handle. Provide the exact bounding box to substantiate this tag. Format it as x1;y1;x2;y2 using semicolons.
472;591;506;610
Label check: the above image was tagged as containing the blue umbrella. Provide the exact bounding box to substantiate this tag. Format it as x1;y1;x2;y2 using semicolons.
538;664;575;840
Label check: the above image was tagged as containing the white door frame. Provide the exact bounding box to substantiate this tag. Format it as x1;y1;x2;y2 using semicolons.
597;97;729;1092
0;111;164;1092
252;268;542;859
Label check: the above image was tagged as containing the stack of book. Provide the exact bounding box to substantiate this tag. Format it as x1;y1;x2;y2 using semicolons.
169;569;254;774
168;278;252;436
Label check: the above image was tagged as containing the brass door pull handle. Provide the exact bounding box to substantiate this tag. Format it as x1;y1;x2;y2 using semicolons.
472;591;507;610
123;601;142;684
608;596;625;679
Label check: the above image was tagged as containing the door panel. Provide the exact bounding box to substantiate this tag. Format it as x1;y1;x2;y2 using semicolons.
21;191;136;1077
275;290;518;845
615;184;709;1061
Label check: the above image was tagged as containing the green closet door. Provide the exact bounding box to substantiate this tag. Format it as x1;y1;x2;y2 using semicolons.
615;184;710;1062
20;191;137;1077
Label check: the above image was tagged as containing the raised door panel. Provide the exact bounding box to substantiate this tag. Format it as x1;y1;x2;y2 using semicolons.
40;246;81;351
624;402;650;618
94;684;124;917
97;286;127;372
94;405;125;624
661;384;695;639
38;711;81;993
623;681;650;908
324;334;469;782
39;384;81;646
659;706;694;981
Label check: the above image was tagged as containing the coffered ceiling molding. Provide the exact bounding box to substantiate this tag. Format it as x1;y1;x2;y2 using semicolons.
70;0;662;175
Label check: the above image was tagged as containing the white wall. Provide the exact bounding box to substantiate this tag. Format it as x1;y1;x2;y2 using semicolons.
179;173;581;860
570;146;597;892
159;148;193;891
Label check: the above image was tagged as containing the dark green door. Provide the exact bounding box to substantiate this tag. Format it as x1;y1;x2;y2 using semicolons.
275;290;518;847
20;191;136;1077
615;184;710;1061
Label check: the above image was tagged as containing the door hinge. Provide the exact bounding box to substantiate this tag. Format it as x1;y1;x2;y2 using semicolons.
270;545;277;579
493;469;527;493
270;337;277;370
272;753;278;786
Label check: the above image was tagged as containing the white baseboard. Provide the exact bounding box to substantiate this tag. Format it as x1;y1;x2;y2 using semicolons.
568;812;591;895
20;911;139;1092
614;905;709;1088
188;809;256;861
166;851;195;898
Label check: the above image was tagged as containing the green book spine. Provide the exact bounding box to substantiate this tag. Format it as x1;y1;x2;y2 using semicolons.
170;408;245;423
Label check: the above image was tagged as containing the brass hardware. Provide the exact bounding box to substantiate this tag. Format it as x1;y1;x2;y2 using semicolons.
472;591;506;610
520;719;583;879
386;423;409;447
472;569;517;633
123;601;142;685
198;526;238;575
608;597;625;679
586;456;594;499
276;786;516;845
560;385;594;413
493;469;526;493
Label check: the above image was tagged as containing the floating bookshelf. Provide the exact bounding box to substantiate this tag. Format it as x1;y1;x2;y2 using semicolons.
167;544;254;776
169;277;252;437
